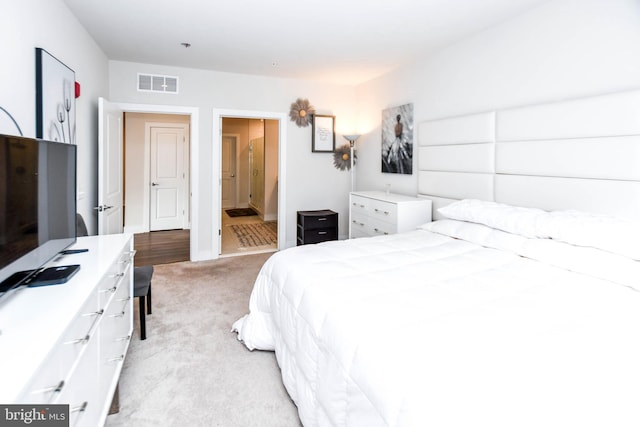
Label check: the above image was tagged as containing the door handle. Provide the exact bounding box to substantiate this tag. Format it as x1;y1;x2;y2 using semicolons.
151;182;159;186
93;205;113;212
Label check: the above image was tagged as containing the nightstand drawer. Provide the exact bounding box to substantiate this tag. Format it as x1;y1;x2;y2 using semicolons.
299;227;338;244
297;210;338;230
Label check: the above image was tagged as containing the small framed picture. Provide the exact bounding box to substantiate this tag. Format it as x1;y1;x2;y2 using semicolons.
312;114;335;153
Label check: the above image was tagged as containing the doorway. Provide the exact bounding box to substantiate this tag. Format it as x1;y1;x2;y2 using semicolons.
220;117;278;256
124;113;191;261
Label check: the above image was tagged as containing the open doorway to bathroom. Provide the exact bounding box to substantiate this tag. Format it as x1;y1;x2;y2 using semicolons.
220;117;278;256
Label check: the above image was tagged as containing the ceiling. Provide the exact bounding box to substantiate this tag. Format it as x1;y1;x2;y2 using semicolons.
62;0;550;86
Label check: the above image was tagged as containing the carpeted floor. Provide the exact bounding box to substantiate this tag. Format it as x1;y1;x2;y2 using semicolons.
106;254;301;427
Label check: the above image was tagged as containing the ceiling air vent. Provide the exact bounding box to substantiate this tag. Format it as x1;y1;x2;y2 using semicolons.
137;73;179;94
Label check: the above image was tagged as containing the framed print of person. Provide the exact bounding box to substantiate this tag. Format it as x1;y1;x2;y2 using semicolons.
381;103;413;174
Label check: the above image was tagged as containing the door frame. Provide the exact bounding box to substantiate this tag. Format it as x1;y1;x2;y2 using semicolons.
145;122;190;231
213;109;287;254
108;102;200;261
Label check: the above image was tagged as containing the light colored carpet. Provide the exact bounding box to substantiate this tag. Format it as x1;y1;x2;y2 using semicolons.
230;223;278;247
106;254;301;427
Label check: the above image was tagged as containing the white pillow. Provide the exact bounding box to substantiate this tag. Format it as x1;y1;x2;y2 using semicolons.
437;199;546;238
536;210;640;260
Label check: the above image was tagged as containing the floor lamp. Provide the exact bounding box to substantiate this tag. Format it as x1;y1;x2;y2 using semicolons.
343;134;360;192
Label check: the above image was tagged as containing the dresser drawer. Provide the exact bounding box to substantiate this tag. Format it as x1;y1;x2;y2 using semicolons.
59;290;101;378
369;199;397;224
350;195;370;214
368;217;396;236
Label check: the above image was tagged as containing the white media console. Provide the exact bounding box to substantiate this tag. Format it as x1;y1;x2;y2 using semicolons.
0;234;134;426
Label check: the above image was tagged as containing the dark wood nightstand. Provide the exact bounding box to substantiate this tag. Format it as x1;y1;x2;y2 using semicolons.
297;210;338;245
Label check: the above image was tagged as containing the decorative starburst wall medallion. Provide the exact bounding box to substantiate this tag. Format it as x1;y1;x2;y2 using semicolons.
289;98;315;127
333;144;354;171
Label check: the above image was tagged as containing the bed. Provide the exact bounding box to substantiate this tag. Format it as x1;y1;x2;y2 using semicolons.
233;89;640;426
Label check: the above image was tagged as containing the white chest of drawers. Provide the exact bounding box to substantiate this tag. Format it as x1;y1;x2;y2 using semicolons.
349;191;432;238
0;234;134;427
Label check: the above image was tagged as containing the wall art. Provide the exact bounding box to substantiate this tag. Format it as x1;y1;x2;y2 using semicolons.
312;114;335;153
381;103;413;174
36;48;76;144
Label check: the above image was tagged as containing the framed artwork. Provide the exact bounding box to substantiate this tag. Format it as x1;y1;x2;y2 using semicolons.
381;103;413;174
312;114;335;153
35;48;76;144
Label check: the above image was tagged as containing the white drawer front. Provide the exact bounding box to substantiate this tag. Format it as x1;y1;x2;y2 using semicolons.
54;335;100;426
368;217;396;236
18;350;64;404
369;199;397;224
58;290;101;382
350;195;370;214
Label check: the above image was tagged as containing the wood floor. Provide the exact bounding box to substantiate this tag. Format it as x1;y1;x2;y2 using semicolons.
134;229;190;266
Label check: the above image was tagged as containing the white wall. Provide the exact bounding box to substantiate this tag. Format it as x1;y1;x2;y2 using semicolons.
354;0;640;197
109;61;357;254
0;0;109;234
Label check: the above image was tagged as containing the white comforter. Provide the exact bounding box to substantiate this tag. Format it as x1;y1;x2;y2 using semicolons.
233;220;640;427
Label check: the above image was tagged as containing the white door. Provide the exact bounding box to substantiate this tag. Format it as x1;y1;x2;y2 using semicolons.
97;97;124;235
221;134;237;209
149;126;186;231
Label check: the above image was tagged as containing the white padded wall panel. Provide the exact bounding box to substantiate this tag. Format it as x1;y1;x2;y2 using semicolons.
419;143;494;173
495;175;640;218
495;136;640;180
497;90;640;141
419;112;495;146
418;171;494;201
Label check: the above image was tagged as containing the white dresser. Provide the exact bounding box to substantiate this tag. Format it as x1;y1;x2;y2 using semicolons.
0;234;134;427
349;191;432;238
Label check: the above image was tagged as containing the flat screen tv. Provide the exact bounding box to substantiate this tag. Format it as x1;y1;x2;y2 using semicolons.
0;134;77;296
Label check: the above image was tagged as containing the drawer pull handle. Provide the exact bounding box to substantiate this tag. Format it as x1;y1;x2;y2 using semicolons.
71;402;88;413
65;334;90;345
82;309;104;317
318;217;327;221
111;272;125;278
99;286;117;294
33;380;65;394
116;335;132;342
108;355;125;363
352;220;364;226
109;311;126;318
317;231;327;235
116;296;131;302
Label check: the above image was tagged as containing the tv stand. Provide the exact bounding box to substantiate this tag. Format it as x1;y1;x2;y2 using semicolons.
0;234;134;426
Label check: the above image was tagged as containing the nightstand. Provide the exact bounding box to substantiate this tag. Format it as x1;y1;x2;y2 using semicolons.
297;210;338;245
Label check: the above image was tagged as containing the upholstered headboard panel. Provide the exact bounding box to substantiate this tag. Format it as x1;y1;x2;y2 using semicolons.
418;89;640;219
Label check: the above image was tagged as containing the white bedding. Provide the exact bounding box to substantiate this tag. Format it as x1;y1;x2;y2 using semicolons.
233;220;640;426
